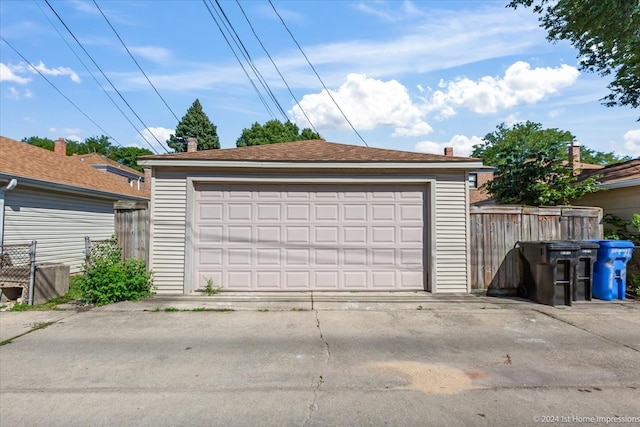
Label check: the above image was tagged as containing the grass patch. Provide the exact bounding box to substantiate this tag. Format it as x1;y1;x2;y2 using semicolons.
10;275;84;312
0;321;55;346
148;307;234;312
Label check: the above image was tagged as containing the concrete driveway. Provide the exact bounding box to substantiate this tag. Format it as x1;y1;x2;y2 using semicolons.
1;296;639;426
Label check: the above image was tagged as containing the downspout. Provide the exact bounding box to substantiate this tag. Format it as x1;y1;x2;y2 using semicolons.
0;179;18;256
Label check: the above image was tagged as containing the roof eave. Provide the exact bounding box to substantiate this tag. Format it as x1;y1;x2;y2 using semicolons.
138;159;484;170
0;173;149;201
598;178;640;189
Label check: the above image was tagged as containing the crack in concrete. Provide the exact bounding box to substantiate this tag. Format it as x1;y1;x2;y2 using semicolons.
315;310;331;362
533;309;640;353
303;375;323;427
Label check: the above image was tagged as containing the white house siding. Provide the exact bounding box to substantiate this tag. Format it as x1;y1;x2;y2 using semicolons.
150;170;187;294
3;188;115;273
434;173;469;293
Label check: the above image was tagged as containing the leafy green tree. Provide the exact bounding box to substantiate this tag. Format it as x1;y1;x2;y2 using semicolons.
78;135;112;156
579;147;632;166
508;0;640;115
109;146;153;172
22;136;55;151
236;119;321;147
167;99;219;151
471;121;600;205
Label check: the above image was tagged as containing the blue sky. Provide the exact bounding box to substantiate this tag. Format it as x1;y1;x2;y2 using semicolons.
1;0;638;158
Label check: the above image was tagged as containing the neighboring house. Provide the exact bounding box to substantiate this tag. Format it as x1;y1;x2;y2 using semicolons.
75;151;146;191
573;158;640;222
139;139;483;294
0;136;149;273
469;141;607;206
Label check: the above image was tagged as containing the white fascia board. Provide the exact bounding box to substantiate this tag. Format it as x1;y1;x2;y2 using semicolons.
599;178;640;189
0;173;149;202
138;159;484;170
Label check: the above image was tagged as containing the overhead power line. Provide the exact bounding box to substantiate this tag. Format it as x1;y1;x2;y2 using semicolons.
44;0;168;153
268;0;369;146
34;1;157;153
235;0;319;135
213;0;289;121
92;0;180;123
1;36;122;146
201;0;277;120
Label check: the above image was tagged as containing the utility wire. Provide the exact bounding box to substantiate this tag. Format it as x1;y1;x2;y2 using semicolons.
235;0;319;135
201;0;276;119
1;36;121;146
92;0;180;123
213;0;289;121
33;1;158;152
268;0;368;146
44;0;168;153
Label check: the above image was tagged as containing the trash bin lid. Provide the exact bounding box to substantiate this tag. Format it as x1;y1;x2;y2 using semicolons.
575;241;599;249
518;240;579;250
592;239;634;248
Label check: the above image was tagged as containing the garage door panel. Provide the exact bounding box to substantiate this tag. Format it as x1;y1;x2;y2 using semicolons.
257;248;280;265
257;226;280;243
228;226;251;243
194;184;425;291
285;271;310;288
256;271;281;288
198;203;223;220
315;271;339;288
344;271;368;288
286;248;309;265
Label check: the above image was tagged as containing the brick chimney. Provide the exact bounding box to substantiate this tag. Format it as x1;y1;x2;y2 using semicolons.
144;168;152;192
444;147;453;157
568;141;580;175
187;137;198;153
54;137;67;156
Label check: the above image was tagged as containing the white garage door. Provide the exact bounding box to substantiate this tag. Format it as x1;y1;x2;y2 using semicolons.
193;183;425;291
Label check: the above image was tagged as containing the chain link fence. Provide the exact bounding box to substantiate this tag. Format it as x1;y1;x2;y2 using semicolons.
0;241;37;303
84;236;108;267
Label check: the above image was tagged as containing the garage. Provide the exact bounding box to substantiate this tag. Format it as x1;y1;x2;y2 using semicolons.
193;183;425;291
140;139;482;294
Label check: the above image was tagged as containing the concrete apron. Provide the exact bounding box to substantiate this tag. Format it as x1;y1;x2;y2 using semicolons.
93;291;638;312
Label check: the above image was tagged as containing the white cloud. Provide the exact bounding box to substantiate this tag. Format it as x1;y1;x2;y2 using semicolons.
290;73;432;137
137;126;173;153
0;63;31;84
415;134;483;157
426;61;579;116
29;61;81;83
623;129;640;157
504;113;523;127
548;108;565;118
129;46;171;63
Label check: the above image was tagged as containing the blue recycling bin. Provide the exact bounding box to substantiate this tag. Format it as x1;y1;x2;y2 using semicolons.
591;240;634;300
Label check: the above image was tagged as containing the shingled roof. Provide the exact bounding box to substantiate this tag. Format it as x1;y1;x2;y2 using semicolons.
0;136;148;199
77;153;144;178
579;158;640;185
140;139;479;163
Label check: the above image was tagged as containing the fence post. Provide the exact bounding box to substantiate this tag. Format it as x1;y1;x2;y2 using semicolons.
27;240;36;306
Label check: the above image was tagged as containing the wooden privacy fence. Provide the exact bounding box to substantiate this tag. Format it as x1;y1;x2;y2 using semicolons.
470;206;603;294
114;200;149;264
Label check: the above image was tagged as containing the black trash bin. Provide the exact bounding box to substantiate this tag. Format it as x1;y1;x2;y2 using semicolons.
519;241;580;307
573;241;599;302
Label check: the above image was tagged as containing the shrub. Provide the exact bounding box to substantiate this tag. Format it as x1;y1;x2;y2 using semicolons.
81;236;154;306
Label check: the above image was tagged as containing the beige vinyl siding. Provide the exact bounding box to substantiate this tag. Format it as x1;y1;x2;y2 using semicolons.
434;173;469;292
573;186;640;222
3;188;114;273
150;170;187;294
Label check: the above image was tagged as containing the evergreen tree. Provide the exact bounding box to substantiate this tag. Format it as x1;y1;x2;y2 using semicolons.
167;99;219;152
